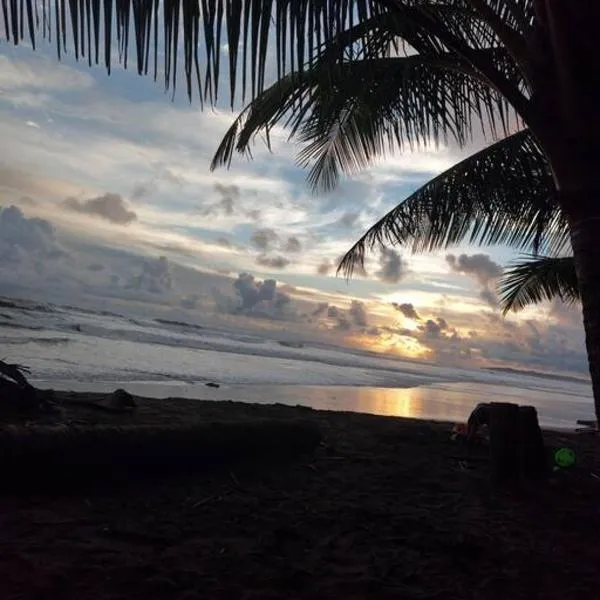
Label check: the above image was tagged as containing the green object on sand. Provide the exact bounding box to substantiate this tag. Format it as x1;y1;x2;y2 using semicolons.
554;447;576;469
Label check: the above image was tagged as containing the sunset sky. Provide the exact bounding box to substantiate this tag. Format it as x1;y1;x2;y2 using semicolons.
0;39;587;375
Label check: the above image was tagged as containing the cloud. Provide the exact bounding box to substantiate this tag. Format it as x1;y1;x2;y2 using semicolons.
349;300;369;327
180;294;200;309
284;236;302;253
196;183;240;217
62;193;137;224
446;253;503;307
446;253;502;286
125;256;174;294
0;205;66;265
312;302;329;316
256;255;291;269
479;288;498;308
418;317;449;339
87;263;105;272
250;228;279;251
376;248;408;284
336;212;360;229
317;260;333;276
233;273;276;310
392;302;420;320
230;273;292;319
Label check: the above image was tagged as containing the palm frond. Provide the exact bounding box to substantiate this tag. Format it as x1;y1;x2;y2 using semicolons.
498;254;579;314
337;129;570;278
1;0;533;107
212;51;520;189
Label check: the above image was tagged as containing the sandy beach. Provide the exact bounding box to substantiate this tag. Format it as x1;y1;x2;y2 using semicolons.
1;390;600;599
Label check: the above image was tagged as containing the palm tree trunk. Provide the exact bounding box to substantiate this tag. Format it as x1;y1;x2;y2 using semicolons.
543;2;600;424
565;197;600;425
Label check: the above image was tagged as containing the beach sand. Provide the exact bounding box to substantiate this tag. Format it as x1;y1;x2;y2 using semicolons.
1;391;600;599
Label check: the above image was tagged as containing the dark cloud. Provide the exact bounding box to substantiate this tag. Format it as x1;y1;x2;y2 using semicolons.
251;228;279;251
479;288;498;308
194;183;240;217
230;273;291;318
336;212;360;229
234;273;273;309
284;236;302;253
419;318;448;339
392;302;420;320
131;184;149;200
62;193;137;224
180;295;199;309
349;300;369;327
334;315;352;331
446;253;502;286
0;205;66;265
87;263;105;272
246;209;262;221
312;302;329;316
125;256;174;294
215;237;233;248
446;253;503;308
256;255;291;269
214;183;240;216
317;260;333;276
327;306;340;318
376;248;407;284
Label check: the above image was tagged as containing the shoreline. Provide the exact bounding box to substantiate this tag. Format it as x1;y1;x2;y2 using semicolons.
32;379;594;430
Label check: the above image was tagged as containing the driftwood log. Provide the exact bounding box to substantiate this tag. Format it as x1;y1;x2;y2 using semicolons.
489;402;546;489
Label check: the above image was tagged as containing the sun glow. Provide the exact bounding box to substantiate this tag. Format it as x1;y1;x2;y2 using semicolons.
358;332;431;360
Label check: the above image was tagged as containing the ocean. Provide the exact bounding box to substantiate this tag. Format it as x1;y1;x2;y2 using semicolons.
1;295;594;429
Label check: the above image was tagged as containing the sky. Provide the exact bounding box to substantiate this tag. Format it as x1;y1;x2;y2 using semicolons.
0;33;589;377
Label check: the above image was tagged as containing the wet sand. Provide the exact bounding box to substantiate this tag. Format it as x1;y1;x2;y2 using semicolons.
1;392;600;599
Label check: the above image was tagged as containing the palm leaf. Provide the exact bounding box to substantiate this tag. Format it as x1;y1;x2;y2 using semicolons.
212;51;519;190
337;129;570;277
498;255;579;314
1;0;533;109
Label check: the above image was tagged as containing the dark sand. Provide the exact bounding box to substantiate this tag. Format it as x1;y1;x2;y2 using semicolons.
1;391;600;599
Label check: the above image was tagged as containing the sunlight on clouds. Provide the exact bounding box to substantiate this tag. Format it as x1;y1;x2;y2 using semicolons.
355;331;431;360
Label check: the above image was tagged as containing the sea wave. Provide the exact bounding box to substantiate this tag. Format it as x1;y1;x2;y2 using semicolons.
3;336;71;346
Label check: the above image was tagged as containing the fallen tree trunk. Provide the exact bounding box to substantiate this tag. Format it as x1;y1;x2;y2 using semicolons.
0;419;321;491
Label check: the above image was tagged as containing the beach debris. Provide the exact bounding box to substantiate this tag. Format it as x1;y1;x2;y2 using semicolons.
59;389;137;414
553;447;576;470
575;419;598;434
0;358;32;388
0;359;58;416
109;388;137;410
206;382;220;388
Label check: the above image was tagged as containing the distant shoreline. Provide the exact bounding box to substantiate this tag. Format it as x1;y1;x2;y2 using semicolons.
485;366;590;385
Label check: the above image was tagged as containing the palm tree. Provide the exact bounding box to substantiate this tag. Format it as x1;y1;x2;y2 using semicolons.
4;1;600;419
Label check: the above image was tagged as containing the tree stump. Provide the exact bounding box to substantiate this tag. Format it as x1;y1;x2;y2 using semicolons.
489;402;521;489
518;405;547;482
489;402;547;489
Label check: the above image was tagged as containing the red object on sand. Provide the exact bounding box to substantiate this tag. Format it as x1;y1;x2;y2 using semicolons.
453;423;468;435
